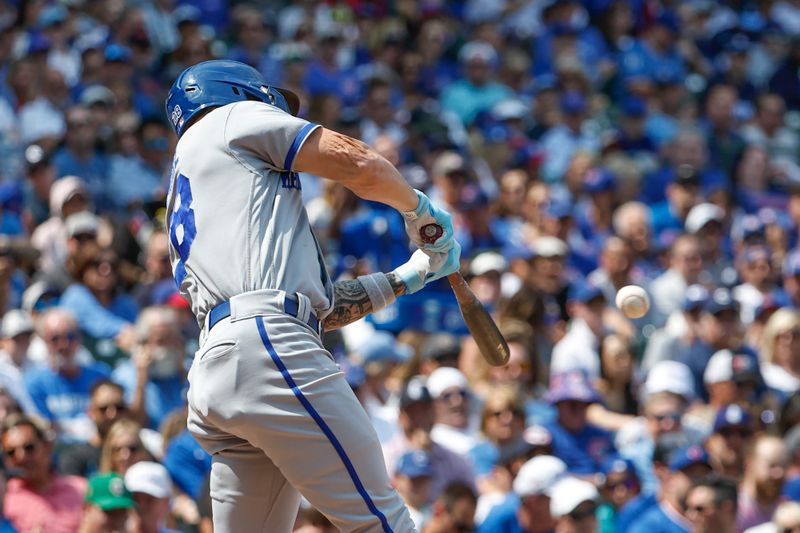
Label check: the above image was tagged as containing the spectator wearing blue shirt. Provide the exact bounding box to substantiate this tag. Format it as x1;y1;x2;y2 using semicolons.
112;307;186;429
618;12;686;96
25;308;110;443
540;91;601;184
60;242;138;341
628;445;711;533
544;370;618;476
439;41;513;126
107;117;168;213
303;30;361;107
477;455;566;533
52;106;111;211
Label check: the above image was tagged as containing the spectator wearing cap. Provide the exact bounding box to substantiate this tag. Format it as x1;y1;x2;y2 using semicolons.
544;370;617;476
550;476;600;533
685;202;734;287
606;97;658;158
642;284;709;374
738;435;790;531
382;377;475;502
467;252;506;309
694;349;763;431
526;236;570;306
628;444;711;533
616;361;702;496
2;414;87;533
550;281;606;380
23;144;57;227
684;474;739;533
705;404;755;478
741;93;800;163
429;367;477;456
440;41;512;126
393;450;433;529
30;175;92;288
0;310;39;415
107;117;168;213
419;333;461;375
476;455;566;533
759;308;800;396
350;332;412;437
598;458;641;532
424;481;477;533
677;287;745;399
112;306;186;429
52;106;111;211
79;472;135;533
429;152;470;215
124;461;181;533
649;235;703;321
457;185;506;259
540;91;601;184
735;246;787;325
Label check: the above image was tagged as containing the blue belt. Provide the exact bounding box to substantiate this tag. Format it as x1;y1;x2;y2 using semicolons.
208;295;320;333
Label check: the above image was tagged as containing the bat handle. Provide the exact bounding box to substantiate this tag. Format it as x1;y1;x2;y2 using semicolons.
419;224;443;245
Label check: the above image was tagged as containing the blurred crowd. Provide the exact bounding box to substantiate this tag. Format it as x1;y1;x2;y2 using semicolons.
4;0;800;532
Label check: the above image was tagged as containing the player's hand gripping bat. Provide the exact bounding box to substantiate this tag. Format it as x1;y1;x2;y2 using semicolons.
420;224;510;367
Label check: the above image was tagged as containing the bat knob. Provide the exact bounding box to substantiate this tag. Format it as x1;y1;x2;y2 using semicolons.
420;224;443;244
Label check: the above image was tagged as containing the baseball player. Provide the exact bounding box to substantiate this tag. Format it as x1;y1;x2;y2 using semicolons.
164;60;460;533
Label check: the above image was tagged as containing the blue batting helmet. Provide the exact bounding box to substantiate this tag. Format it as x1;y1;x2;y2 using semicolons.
165;60;300;137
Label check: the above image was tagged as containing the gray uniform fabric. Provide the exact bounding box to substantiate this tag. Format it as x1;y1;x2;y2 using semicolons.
167;101;415;532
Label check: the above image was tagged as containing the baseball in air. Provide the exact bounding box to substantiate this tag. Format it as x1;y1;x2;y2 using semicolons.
615;285;650;319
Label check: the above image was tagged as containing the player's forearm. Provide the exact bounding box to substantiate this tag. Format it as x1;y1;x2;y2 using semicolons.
323;273;406;331
293;128;418;211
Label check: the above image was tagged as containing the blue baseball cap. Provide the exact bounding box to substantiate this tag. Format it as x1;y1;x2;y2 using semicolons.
545;370;601;404
567;281;605;305
105;44;132;63
39;5;67;28
754;291;792;320
705;288;740;315
735;214;765;242
668;445;710;472
713;404;754;434
622;97;647;118
560;91;587;115
653;10;680;34
356;331;412;366
682;284;710;312
583;168;615;193
395;450;433;478
603;457;637;477
459;184;490;211
545;198;573;219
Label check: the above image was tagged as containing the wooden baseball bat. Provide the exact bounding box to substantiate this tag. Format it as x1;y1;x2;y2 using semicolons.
420;224;510;367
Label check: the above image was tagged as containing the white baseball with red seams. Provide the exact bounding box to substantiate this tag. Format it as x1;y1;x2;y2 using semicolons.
615;285;650;319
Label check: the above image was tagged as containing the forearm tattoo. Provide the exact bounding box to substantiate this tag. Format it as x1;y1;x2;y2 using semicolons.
323;272;406;331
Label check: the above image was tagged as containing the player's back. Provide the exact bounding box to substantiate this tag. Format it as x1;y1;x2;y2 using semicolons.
165;101;332;325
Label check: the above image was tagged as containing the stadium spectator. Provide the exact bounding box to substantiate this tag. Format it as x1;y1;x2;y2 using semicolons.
705;404;756;478
124;461;181;533
98;419;148;476
59;380;130;478
78;472;135;533
428;367;477;456
684;474;739;533
25;308;109;443
2;414;86;533
549;476;600;533
738;435;790;530
760;308;800;396
393;450;433;530
422;481;477;533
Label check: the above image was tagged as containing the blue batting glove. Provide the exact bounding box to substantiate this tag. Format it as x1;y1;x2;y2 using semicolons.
401;189;455;254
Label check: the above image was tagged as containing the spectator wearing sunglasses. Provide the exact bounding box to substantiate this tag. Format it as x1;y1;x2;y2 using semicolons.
550;476;600;533
24;308;109;443
2;414;86;533
58;380;130;478
98;419;149;476
705;404;755;478
60;242;138;345
429;367;477;456
684;474;738;533
423;481;477;533
597;458;641;532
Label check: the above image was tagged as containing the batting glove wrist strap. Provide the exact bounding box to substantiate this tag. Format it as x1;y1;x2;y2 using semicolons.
401;189;455;254
357;273;397;311
393;256;426;295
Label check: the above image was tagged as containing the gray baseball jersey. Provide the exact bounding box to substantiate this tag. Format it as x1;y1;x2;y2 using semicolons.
165;100;333;325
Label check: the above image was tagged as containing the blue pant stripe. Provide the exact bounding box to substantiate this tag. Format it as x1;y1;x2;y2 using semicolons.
254;317;394;533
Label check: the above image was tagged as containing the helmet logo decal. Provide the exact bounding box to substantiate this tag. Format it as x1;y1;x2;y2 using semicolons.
170;104;183;128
